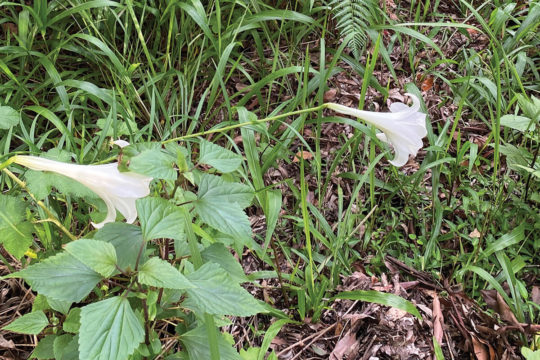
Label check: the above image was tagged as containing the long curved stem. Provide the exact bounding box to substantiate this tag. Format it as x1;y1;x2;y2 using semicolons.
162;105;325;144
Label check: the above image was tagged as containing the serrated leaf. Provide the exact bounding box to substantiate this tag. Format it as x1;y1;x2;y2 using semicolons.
63;308;81;333
201;243;247;283
31;334;56;359
93;223;144;271
123;143;176;180
0;105;20;129
65;239;117;277
185;263;263;316
181;325;241;360
194;174;253;242
79;296;144;360
2;311;49;334
46;296;72;315
0;195;33;259
5;252;102;303
335;290;422;320
54;334;79;360
199;139;243;173
136;197;184;241
138;257;193;290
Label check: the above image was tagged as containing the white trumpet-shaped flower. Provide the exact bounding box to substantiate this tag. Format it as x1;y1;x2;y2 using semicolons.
326;93;427;167
14;155;152;229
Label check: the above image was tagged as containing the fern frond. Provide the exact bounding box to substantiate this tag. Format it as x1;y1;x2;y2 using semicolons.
327;0;383;58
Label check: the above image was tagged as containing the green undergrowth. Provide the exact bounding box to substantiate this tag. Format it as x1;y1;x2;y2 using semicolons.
0;0;539;359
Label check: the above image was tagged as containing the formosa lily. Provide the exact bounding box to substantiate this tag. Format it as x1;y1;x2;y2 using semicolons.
14;155;152;228
326;94;427;167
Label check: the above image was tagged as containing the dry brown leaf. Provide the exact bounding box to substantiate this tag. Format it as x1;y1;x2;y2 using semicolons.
471;334;489;360
531;286;540;306
293;150;313;163
324;88;338;102
480;290;521;327
432;292;444;359
0;334;15;349
421;76;434;91
469;229;481;238
330;332;357;360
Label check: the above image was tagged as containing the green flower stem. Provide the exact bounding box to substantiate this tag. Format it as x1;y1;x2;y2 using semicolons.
2;167;77;242
162;105;326;144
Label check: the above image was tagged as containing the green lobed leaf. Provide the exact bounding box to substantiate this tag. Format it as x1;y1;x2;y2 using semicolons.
122;143;176;180
0;195;33;259
46;296;72;315
181;325;241;360
335;290;422;320
0;105;20;129
93;223;145;271
136;197;184;241
63;308;81;334
4;252;102;303
201;243;248;283
2;310;49;334
185;263;264;316
138;257;194;290
79;296;144;360
65;239;118;277
31;334;56;359
193;174;254;243
54;334;79;360
199;139;243;173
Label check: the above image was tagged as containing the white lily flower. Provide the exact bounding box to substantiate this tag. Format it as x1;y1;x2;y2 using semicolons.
14;155;152;229
326;93;427;167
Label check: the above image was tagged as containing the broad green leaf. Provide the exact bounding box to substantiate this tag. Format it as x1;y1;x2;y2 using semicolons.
194;174;253;243
499;144;532;173
522;347;540;360
65;239;117;277
136;197;184;241
201;243;248;283
54;334;79;360
181;325;241;360
63;308;81;333
0;195;33;258
4;252;102;303
123;143;176;180
79;296;144;360
0;105;20;129
185;263;263;316
93;223;144;271
46;296;72;315
138;257;193;290
196;174;253;208
2;311;49;334
500;114;535;132
31;334;56;359
335;290;422;320
199;139;243;173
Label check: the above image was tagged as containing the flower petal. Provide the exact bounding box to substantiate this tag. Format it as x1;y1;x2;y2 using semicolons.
91;194;118;229
14;155;151;228
326;94;427;167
